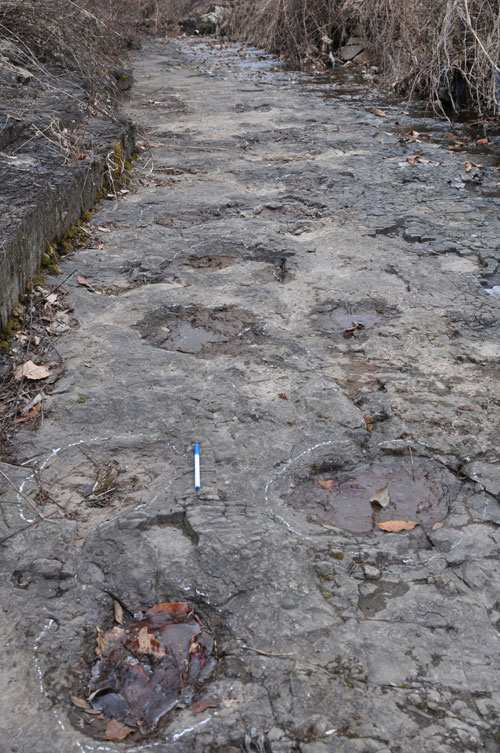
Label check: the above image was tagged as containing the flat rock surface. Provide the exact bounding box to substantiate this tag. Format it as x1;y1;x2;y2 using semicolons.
2;39;500;753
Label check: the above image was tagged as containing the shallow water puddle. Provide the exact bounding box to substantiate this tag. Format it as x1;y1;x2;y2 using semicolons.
72;602;215;740
312;300;397;339
286;456;454;534
135;305;263;355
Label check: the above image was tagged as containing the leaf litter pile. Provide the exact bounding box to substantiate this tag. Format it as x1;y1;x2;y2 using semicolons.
71;602;216;741
286;456;458;535
0;283;72;459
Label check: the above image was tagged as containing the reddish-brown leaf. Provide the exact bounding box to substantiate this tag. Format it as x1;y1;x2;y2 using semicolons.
192;699;218;714
105;719;136;741
277;393;288;400
364;417;375;432
376;520;418;532
477;137;488;145
145;601;189;619
318;479;338;492
14;403;41;424
76;275;97;292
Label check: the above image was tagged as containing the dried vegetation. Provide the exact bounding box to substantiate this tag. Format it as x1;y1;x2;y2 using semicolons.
230;0;500;115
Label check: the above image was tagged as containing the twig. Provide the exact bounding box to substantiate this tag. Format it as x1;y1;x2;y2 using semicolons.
0;511;59;546
0;467;45;520
89;486;117;502
409;446;415;481
51;270;76;293
241;645;294;658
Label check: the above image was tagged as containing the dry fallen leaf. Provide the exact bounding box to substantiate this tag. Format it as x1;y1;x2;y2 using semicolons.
371;486;391;508
14;360;50;381
73;535;84;549
364;417;375;432
105;718;136;741
77;275;93;289
277;393;288;400
114;600;124;624
97;226;111;232
477;137;488;145
406;155;418;166
71;696;90;710
318;479;338;492
372;108;388;117
376;520;418;532
464;161;483;172
14;403;41;424
192;699;218;714
432;521;444;531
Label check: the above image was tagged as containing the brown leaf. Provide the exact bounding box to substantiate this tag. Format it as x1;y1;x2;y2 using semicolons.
14;403;41;424
77;275;93;290
465;161;473;172
376;520;418;532
364;417;375;432
146;601;189;619
277;393;288;400
444;131;455;139
432;521;444;531
192;698;218;714
71;696;90;710
371;486;391;508
73;535;84;549
14;360;50;381
477;137;488;145
114;600;124;624
372;108;388;117
105;719;136;741
136;626;166;657
406;155;417;166
318;479;338;492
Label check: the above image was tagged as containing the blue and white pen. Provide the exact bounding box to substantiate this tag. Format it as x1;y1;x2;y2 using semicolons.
194;443;201;491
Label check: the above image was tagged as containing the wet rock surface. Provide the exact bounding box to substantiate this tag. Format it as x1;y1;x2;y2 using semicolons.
2;39;500;753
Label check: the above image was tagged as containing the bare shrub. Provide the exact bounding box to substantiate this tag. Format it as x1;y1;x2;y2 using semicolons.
230;0;500;115
0;0;202;104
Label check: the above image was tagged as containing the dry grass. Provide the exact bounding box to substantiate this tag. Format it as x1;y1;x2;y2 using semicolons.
0;0;202;105
230;0;500;116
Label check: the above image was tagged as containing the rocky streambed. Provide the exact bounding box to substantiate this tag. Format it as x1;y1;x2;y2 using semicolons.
2;37;500;753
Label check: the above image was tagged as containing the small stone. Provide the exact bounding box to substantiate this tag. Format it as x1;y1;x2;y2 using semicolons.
408;691;422;706
426;689;441;709
267;727;285;742
364;565;381;580
315;561;334;577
